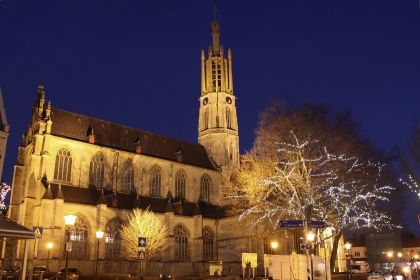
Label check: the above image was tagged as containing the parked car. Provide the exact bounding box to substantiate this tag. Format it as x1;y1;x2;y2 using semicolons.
2;266;20;280
351;262;370;273
32;266;56;280
55;268;81;280
368;270;393;280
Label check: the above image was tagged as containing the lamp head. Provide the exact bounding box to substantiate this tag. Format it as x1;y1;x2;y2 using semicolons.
64;213;77;226
46;242;53;249
270;241;279;249
344;242;352;250
96;230;105;239
306;232;316;242
387;251;394;257
398;252;403;258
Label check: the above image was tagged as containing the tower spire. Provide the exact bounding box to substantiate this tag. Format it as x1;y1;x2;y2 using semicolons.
211;7;221;55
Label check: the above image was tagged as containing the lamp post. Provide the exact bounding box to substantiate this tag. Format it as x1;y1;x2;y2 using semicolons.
344;242;352;280
95;230;104;274
387;251;394;271
46;242;53;271
64;213;77;280
307;232;316;280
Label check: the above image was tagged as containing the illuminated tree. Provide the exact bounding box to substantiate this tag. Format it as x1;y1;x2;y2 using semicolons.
400;123;420;197
120;208;168;262
223;102;395;272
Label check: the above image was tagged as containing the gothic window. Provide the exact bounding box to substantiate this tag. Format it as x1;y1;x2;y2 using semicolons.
105;218;123;260
211;60;222;91
203;226;215;261
200;175;211;202
54;148;72;182
174;224;188;261
204;110;209;130
175;170;186;200
89;153;105;188
66;215;89;259
226;107;232;129
120;160;134;193
149;166;161;197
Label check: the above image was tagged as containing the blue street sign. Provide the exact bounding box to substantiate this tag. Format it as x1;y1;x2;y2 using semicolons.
33;226;43;238
307;220;327;228
138;237;147;247
279;220;304;228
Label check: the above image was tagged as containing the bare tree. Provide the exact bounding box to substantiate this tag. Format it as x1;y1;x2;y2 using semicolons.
400;123;420;196
121;208;168;262
223;102;396;272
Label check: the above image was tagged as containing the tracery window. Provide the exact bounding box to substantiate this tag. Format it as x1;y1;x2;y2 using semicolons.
149;167;161;197
175;170;186;200
200;175;211;202
203;226;215;261
121;160;134;192
54;148;72;182
174;224;188;261
66;215;89;259
105;218;123;260
89;153;105;188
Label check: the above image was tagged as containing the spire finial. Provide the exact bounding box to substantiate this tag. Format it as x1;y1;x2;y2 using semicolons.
211;8;221;55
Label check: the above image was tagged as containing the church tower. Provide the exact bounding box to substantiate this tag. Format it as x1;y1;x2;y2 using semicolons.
198;18;239;174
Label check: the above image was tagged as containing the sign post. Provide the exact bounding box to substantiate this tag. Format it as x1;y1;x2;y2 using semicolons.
138;237;147;280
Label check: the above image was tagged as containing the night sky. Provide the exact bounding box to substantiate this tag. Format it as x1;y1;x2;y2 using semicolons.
1;1;420;232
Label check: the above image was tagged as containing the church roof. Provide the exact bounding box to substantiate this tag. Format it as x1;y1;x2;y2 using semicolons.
49;108;217;170
44;183;226;219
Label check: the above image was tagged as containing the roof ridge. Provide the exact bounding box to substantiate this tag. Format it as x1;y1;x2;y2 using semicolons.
52;107;202;147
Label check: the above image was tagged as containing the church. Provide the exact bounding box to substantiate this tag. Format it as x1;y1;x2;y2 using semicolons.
5;18;346;277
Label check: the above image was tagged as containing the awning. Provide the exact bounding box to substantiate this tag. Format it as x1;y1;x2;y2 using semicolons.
0;216;35;239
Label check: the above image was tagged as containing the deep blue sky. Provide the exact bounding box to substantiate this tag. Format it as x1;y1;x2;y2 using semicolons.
1;0;420;231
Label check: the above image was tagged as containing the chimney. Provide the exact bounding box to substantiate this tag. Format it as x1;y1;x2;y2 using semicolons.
174;147;183;163
86;126;95;144
134;137;142;154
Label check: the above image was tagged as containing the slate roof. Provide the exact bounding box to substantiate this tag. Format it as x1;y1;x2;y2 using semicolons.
44;183;226;219
49;108;217;170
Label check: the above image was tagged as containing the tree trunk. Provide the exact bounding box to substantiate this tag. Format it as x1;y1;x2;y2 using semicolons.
330;231;343;273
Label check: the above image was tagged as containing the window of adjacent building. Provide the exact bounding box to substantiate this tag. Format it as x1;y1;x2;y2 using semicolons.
149;167;161;197
175;171;186;201
66;215;89;259
105;218;123;260
121;160;134;193
54;148;72;182
89;153;105;188
174;224;188;261
203;226;215;261
200;175;211;202
226;107;231;129
354;251;361;257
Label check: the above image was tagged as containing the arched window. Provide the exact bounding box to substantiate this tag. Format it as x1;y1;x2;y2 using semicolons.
105;218;123;260
174;224;188;261
203;226;215;261
175;170;186;200
200;175;211;202
54;148;72;182
204;110;209;130
121;160;134;192
66;215;89;259
226;107;232;129
149;167;161;197
89;153;105;188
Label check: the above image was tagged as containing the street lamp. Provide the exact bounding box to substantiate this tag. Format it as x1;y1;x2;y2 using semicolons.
344;243;352;280
306;232;316;243
64;213;77;280
46;242;53;270
95;230;105;274
270;241;279;250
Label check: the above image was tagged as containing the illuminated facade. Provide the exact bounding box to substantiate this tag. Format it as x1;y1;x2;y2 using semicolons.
5;19;254;277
